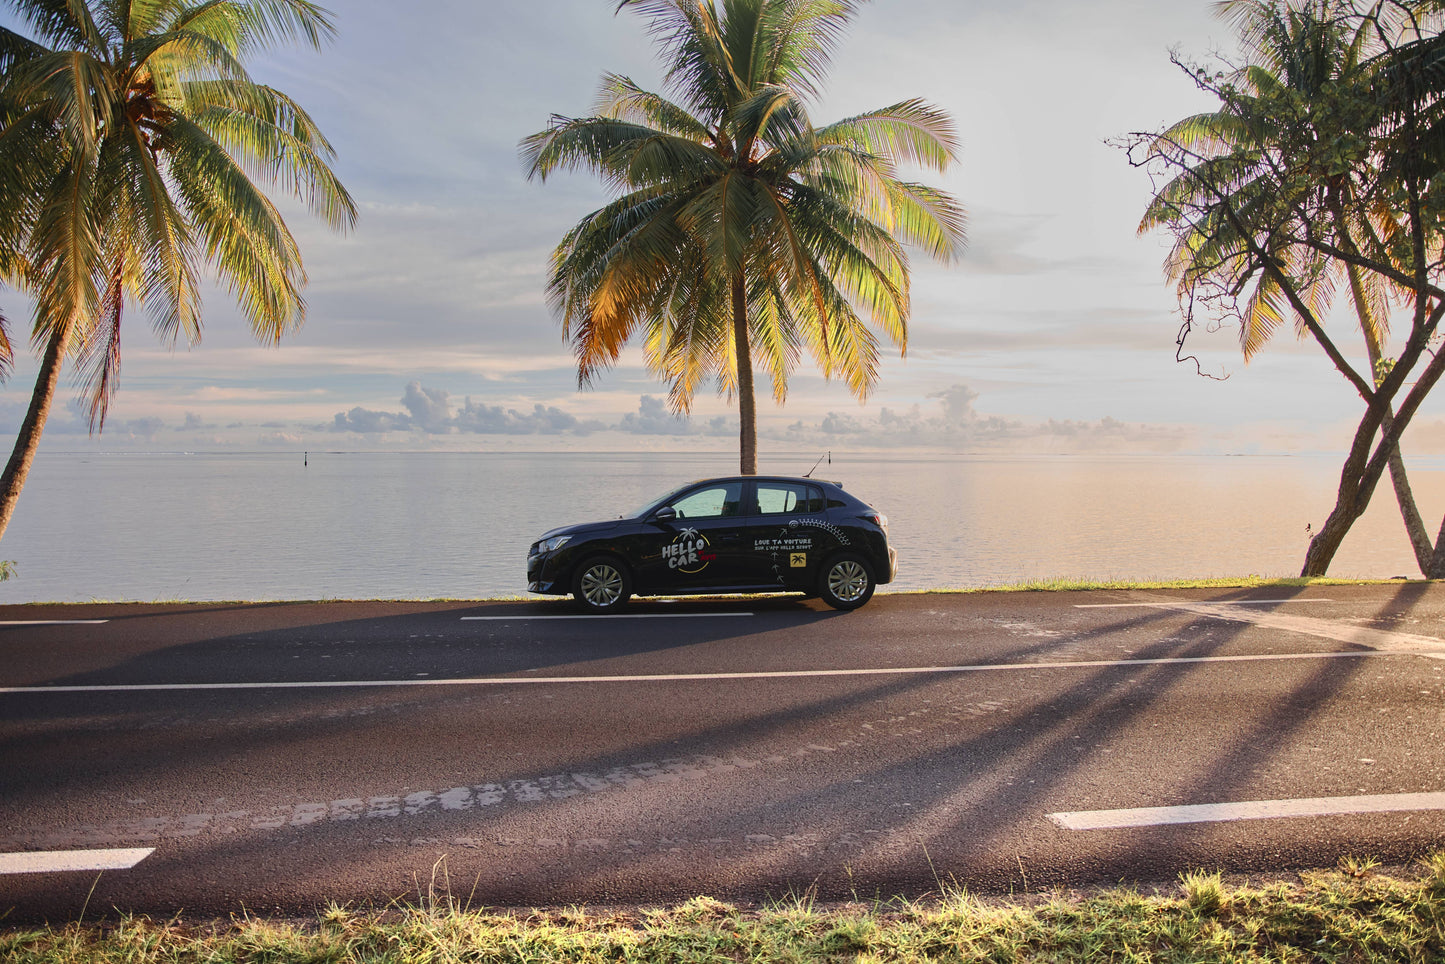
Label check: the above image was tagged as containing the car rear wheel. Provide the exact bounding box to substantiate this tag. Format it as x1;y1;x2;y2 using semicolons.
573;556;631;613
819;553;875;610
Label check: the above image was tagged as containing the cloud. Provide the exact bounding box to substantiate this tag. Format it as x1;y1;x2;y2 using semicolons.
331;380;606;436
320;380;1193;453
401;382;453;433
108;416;166;441
332;405;410;434
618;395;691;435
453;398;601;435
327;384;747;440
780;382;1189;452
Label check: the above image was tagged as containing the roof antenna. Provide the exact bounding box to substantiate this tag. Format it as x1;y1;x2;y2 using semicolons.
803;450;830;478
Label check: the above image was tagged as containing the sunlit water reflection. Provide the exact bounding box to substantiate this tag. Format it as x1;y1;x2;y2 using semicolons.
0;450;1438;602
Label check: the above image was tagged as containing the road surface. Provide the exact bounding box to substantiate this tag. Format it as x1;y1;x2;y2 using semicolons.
2;584;1443;918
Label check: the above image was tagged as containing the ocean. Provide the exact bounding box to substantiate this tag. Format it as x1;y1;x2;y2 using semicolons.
0;450;1438;603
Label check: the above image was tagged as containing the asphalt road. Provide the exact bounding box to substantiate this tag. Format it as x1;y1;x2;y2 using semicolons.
2;584;1444;919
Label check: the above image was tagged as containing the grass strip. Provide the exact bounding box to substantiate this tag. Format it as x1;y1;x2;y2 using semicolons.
918;575;1423;593
5;856;1445;963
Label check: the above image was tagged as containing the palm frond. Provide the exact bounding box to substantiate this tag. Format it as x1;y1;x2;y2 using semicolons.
164;113;307;340
815;98;959;172
191;85;356;231
7;0;105;53
72;254;122;431
595;73;714;141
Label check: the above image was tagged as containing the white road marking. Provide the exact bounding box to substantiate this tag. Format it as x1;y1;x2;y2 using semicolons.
0;847;153;874
1049;791;1445;830
1075;599;1332;608
2;698;1007;849
0;649;1408;695
1078;596;1445;653
460;613;754;621
0;619;109;626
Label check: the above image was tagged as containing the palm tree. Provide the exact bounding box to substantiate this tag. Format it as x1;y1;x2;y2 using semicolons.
0;0;355;540
521;0;965;474
1139;0;1444;574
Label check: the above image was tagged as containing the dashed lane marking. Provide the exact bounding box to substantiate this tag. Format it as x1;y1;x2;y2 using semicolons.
460;613;755;621
0;848;153;874
1049;791;1445;830
0;650;1413;695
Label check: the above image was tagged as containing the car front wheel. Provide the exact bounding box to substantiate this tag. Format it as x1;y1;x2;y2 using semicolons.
819;553;875;610
573;556;632;613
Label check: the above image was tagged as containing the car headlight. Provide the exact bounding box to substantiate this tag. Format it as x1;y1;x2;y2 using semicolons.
531;535;571;556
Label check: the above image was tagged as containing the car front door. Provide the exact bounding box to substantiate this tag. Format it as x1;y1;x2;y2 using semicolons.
634;480;751;592
742;480;831;589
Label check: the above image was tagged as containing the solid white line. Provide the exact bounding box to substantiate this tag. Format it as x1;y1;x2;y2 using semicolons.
1075;600;1332;609
0;619;109;626
0;847;153;874
0;649;1407;695
1049;791;1445;830
460;613;754;621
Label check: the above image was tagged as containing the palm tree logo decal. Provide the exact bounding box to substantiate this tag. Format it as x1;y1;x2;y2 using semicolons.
667;527;711;574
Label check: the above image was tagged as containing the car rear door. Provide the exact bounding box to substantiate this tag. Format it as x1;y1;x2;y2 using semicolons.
740;480;832;589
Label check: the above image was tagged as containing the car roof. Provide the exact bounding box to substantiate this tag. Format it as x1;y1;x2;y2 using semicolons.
682;475;844;488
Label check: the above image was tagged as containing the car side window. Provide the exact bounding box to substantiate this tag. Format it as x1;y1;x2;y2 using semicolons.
670;483;744;519
756;482;824;515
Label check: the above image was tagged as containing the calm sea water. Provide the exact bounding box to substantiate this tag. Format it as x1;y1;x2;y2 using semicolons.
0;450;1439;603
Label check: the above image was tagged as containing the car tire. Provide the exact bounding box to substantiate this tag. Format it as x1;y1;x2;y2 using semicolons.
572;555;632;613
819;552;875;611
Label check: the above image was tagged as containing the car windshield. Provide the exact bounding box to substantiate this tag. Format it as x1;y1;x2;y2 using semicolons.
624;483;693;520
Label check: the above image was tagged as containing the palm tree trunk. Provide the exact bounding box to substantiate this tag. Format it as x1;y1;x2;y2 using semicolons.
1363;337;1434;574
1429;516;1445;578
1302;323;1445;575
0;325;71;542
1382;413;1433;573
1301;433;1381;576
731;270;757;476
1338;235;1434;573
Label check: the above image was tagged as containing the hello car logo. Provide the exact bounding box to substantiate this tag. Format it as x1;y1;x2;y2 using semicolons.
664;526;715;573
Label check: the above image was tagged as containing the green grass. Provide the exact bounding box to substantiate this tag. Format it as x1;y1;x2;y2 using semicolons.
914;575;1426;594
6;857;1445;963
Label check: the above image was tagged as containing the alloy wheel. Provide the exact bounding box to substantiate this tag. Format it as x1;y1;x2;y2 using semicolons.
827;560;869;603
581;563;624;608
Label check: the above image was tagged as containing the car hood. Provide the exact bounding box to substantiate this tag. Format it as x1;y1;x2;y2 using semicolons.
535;519;626;543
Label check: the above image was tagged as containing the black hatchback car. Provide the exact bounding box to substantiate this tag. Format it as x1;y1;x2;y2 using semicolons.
527;475;896;612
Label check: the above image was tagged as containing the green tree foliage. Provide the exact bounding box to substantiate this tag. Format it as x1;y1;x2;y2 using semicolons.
0;0;355;540
522;0;965;474
1130;0;1445;576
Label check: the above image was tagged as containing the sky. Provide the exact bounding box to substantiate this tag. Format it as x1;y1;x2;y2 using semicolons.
3;0;1439;458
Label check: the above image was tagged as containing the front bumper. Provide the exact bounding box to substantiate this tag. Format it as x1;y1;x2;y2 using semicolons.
526;551;568;595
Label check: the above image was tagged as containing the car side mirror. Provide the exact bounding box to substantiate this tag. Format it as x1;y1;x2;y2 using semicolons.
651;506;677;524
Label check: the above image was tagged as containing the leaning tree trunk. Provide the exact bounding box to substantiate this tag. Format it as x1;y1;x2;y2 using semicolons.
1302;321;1445;576
1345;259;1436;574
1302;444;1385;576
731;270;757;476
1364;350;1434;575
0;325;71;542
1379;409;1433;573
1428;513;1445;578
